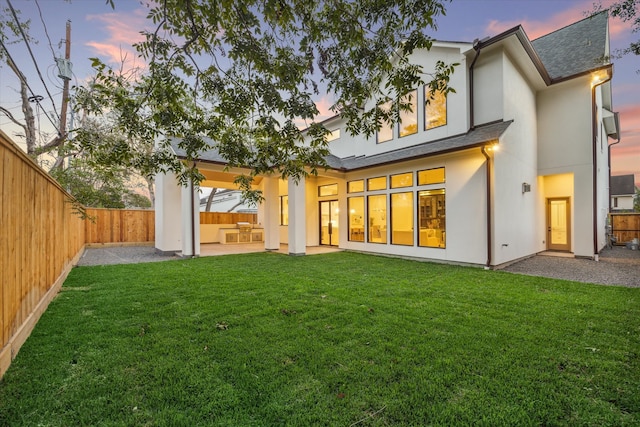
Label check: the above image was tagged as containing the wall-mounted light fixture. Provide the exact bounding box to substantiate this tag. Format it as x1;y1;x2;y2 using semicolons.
522;182;531;193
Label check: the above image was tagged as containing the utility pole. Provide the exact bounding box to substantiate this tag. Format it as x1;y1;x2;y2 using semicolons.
54;20;72;169
58;20;71;137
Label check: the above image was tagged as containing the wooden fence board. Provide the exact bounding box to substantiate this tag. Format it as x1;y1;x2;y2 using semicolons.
0;131;85;379
84;208;155;244
610;213;640;244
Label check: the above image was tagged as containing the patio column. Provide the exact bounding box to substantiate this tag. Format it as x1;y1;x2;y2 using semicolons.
262;176;281;251
288;176;306;255
181;179;200;257
155;171;182;254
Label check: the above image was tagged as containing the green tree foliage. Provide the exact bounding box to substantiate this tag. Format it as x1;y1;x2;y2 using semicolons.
52;117;153;209
50;158;151;209
76;0;456;202
634;186;640;212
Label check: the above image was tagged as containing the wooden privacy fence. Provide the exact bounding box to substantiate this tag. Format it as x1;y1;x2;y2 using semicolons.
610;213;640;244
85;208;155;244
1;131;85;378
84;210;258;244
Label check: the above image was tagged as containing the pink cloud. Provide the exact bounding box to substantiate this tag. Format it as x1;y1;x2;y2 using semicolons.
315;96;338;120
85;9;149;71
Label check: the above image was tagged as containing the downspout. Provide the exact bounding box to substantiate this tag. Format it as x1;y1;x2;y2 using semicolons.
190;161;197;258
591;71;612;261
481;146;492;269
607;112;621;212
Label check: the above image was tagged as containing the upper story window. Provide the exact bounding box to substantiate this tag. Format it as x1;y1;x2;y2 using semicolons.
326;129;341;142
399;89;418;137
425;87;447;130
377;100;393;143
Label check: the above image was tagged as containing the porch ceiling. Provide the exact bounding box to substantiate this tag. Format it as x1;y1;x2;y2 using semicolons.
200;169;263;189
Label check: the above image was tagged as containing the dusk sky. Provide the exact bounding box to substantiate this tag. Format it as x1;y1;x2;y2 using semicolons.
1;0;638;185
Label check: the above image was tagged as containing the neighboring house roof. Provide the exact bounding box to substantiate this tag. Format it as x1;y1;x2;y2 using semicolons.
610;175;635;196
171;120;512;173
531;11;608;81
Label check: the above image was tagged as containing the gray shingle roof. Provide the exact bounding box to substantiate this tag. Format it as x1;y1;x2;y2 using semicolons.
610;175;636;196
173;121;512;172
531;11;609;81
327;121;511;171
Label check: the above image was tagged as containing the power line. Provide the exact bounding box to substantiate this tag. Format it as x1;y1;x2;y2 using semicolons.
6;0;61;126
35;0;58;61
0;36;60;131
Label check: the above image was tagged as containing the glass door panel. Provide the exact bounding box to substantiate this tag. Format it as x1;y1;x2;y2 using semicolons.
320;200;339;246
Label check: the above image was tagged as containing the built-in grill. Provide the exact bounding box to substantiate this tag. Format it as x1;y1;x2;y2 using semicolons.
237;222;252;243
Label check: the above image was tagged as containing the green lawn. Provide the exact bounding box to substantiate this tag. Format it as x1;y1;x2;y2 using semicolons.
1;252;638;426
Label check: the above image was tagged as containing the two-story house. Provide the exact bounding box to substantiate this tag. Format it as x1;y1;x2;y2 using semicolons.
155;11;619;267
610;174;636;211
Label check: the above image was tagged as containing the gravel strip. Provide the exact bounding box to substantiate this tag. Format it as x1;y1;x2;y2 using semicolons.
77;245;639;287
77;246;180;266
502;247;640;288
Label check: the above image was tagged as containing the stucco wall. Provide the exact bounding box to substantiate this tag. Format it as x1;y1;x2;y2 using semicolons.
491;52;540;265
473;48;504;126
537;76;604;257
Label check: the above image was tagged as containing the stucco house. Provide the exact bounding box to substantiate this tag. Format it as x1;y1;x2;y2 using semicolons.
155;12;619;267
610;174;636;212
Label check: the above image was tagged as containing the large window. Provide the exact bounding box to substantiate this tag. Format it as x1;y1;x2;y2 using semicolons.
425;88;447;130
391;192;413;246
367;194;387;243
367;176;387;191
348;197;365;242
418;167;445;185
348;180;364;193
390;172;413;188
418;189;445;248
279;195;289;225
377;100;393;143
399;89;418;137
318;183;338;197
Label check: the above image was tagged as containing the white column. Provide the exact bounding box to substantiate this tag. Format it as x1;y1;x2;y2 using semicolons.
154;171;182;254
288;176;306;255
262;177;281;251
181;180;201;257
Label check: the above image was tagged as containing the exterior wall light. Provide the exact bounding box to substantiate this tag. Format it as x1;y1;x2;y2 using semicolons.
522;182;531;193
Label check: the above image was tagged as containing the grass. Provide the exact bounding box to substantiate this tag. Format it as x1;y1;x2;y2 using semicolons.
0;251;639;426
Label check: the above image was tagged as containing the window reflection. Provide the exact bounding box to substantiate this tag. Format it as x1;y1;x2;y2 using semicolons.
418;189;445;248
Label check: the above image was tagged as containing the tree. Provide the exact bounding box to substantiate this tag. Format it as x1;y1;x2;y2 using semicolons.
50;156;151;209
0;4;66;157
0;6;38;154
76;0;457;202
594;0;639;67
634;186;640;212
68;114;157;207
